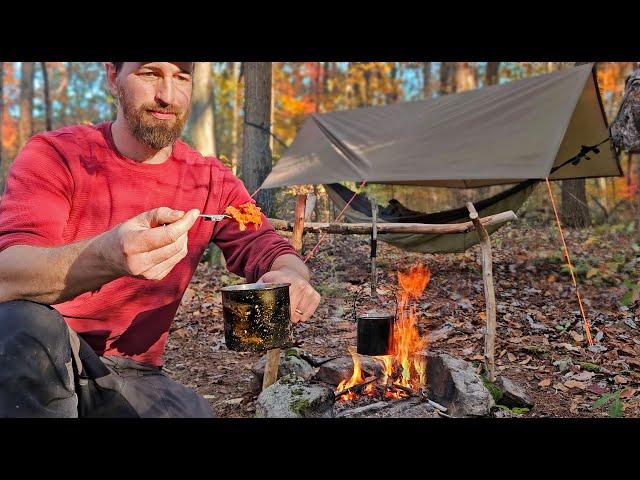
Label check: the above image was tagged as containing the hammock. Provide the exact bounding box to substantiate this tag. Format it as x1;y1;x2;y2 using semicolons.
324;180;538;253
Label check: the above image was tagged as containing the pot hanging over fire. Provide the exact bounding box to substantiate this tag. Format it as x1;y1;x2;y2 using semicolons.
356;311;395;356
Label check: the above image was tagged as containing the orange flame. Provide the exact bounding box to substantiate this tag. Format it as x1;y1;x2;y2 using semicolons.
337;264;432;402
394;264;430;387
337;346;364;395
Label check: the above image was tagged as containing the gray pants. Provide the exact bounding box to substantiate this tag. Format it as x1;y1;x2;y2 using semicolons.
0;300;214;418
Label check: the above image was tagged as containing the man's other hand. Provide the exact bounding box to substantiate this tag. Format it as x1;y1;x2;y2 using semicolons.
257;269;321;323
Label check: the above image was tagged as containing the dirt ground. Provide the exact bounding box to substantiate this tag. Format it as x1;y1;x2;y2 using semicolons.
163;213;640;418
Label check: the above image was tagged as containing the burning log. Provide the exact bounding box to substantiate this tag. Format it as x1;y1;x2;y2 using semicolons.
334;375;378;398
268;210;517;235
466;202;497;382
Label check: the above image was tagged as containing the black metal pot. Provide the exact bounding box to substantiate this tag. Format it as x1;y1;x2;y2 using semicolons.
356;311;395;356
221;282;292;352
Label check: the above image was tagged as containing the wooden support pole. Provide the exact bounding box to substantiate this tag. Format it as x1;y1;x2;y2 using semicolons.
262;194;307;391
370;202;378;296
466;202;497;382
268;210;517;235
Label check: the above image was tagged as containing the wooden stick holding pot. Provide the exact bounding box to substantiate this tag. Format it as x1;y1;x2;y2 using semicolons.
262;194;308;391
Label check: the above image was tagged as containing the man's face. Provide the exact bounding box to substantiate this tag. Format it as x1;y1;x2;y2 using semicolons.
110;62;194;149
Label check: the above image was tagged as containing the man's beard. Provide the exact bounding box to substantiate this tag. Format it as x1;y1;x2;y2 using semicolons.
117;85;189;149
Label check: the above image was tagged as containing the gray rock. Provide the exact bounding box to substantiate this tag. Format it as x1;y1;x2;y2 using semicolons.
335;401;389;418
381;398;437;418
425;352;494;417
493;408;516;418
553;358;573;372
255;374;335;418
250;348;316;393
587;344;608;354
496;376;533;408
335;398;437;418
314;355;382;386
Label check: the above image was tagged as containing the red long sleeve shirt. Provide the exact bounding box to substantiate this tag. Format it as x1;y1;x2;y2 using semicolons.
0;122;298;366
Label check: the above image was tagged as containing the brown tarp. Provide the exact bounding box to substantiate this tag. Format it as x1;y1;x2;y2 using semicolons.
261;63;622;189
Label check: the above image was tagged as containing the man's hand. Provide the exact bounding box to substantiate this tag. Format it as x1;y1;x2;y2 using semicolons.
99;206;200;280
258;267;321;323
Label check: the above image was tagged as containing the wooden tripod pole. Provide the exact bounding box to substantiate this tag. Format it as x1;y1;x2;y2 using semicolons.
466;202;497;382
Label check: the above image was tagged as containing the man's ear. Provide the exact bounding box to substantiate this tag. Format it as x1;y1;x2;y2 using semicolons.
104;62;118;98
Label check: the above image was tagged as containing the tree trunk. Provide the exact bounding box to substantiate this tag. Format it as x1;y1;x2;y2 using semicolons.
423;62;432;99
269;63;276;154
561;179;591;227
485;62;500;86
241;62;274;216
18;62;35;149
455;62;475;92
439;62;455;95
560;61;592;228
231;62;241;175
41;62;52;131
188;62;216;156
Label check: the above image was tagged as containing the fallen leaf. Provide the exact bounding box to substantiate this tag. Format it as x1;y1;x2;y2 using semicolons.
570;399;580;413
224;397;244;405
559;343;581;353
520;355;532;365
587;382;609;395
553;382;569;392
538;378;552;387
620;388;637;399
471;354;484;361
499;349;507;358
507;353;517;362
573;371;595;382
614;375;629;385
564;380;587;390
569;331;584;343
173;327;190;339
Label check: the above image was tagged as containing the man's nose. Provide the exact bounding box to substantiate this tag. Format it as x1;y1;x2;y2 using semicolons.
155;77;174;106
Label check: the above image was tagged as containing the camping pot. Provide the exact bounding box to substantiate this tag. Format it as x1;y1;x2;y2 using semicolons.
356;311;395;356
221;282;292;352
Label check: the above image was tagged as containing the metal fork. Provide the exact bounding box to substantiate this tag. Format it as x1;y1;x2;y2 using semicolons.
199;214;231;221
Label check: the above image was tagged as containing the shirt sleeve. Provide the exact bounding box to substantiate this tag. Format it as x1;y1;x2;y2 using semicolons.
0;135;74;253
211;170;301;283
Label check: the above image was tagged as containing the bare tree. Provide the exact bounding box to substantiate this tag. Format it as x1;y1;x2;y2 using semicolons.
485;62;500;86
423;62;432;99
18;62;35;149
241;62;274;216
188;62;216;156
439;62;456;95
41;62;52;131
231;62;241;175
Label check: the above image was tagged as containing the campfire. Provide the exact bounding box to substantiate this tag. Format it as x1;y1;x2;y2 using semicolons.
336;264;432;403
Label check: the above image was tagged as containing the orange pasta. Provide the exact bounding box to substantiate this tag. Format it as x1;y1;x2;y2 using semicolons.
224;202;263;231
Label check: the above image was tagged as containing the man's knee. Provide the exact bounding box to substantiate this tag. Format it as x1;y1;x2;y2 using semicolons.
0;300;67;348
0;301;77;417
